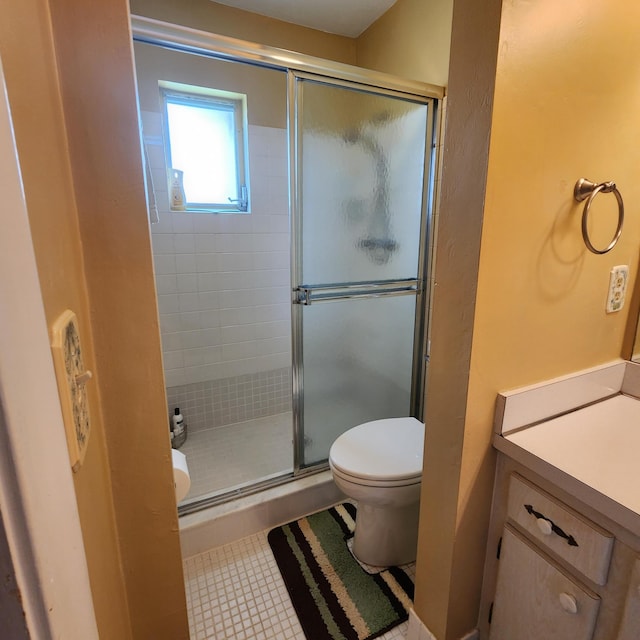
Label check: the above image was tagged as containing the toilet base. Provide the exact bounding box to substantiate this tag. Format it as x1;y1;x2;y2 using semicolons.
352;501;419;567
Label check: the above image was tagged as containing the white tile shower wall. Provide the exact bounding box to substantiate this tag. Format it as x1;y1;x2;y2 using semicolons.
142;112;291;392
166;367;291;432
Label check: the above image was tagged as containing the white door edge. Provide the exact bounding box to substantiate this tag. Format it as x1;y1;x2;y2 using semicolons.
0;55;98;639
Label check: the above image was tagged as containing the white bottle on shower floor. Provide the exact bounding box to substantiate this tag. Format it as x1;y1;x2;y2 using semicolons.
172;407;187;448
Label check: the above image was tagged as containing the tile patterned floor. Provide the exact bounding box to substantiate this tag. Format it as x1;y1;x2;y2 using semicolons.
178;412;293;503
183;526;415;640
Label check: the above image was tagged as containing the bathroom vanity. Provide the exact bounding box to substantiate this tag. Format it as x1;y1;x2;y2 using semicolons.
478;361;640;640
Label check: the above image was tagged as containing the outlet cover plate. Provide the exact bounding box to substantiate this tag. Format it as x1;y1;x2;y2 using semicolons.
51;310;91;472
606;265;629;314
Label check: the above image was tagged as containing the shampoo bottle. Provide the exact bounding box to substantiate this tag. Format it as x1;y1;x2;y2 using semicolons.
173;408;184;436
169;169;186;211
172;408;187;448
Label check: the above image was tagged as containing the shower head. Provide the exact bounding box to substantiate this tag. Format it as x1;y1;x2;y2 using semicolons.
370;110;392;126
342;127;361;145
357;237;398;266
339;121;399;266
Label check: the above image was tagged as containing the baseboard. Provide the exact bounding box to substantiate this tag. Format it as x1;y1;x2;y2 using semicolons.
407;609;479;640
407;609;437;640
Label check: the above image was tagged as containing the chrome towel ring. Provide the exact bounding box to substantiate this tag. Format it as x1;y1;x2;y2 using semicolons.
574;178;624;254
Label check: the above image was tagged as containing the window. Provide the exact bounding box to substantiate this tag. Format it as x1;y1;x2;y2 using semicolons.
161;82;249;212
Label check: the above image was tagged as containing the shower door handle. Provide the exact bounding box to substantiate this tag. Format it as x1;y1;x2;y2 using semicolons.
293;279;420;305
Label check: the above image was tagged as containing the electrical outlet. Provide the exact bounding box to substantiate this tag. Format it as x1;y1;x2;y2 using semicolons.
606;265;629;313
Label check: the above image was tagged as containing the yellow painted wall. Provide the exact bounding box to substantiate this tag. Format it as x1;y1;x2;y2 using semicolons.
0;0;189;638
48;0;189;638
134;41;287;129
130;0;357;64
477;0;640;382
9;2;637;639
417;0;640;638
0;1;133;638
413;0;502;636
357;0;453;86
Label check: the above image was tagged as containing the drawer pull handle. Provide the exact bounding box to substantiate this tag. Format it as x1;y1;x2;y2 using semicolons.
559;592;578;614
536;518;553;536
524;504;579;547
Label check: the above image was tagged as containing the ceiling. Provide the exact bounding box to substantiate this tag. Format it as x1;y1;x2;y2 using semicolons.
212;0;399;38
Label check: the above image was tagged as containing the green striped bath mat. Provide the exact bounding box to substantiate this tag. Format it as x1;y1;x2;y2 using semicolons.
267;503;414;640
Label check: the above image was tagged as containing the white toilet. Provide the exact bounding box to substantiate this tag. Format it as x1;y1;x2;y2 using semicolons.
329;417;424;567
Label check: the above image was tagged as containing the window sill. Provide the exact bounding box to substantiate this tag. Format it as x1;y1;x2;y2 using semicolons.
170;207;251;215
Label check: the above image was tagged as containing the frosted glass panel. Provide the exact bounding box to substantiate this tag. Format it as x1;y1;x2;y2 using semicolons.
299;80;428;285
301;295;416;467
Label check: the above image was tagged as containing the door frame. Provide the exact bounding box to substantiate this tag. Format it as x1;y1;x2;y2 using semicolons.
0;55;98;639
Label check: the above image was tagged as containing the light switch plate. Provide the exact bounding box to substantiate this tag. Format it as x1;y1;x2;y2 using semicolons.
51;310;91;472
606;265;629;314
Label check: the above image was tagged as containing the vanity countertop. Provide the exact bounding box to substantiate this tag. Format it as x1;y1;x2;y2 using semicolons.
504;394;640;515
494;371;640;539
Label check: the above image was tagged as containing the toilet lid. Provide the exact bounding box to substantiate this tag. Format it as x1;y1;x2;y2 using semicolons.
329;417;424;482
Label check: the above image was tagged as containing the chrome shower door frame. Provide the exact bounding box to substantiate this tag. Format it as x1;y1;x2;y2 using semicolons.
131;15;443;509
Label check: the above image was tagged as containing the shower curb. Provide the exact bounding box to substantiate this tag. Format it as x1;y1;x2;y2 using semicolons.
179;470;344;558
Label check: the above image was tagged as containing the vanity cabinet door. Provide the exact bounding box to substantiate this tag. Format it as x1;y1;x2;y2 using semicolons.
490;526;600;640
617;557;640;640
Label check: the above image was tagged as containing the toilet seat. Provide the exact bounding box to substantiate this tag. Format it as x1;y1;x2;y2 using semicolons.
330;463;421;488
329;417;424;484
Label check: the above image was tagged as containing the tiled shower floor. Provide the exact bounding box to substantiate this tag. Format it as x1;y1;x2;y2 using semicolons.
183;526;414;640
178;412;293;503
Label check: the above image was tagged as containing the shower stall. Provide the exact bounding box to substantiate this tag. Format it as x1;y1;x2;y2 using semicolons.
132;17;442;513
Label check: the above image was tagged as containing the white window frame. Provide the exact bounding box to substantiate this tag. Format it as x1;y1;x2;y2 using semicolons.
160;81;249;213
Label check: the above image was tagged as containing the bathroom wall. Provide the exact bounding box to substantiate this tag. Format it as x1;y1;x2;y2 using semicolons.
130;0;454;89
0;1;133;638
0;0;189;638
357;0;454;87
0;2;451;639
11;3;635;640
417;0;640;638
148;119;291;430
135;43;292;432
130;0;357;65
48;2;190;634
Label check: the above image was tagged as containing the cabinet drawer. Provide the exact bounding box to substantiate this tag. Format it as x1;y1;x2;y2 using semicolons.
490;525;600;640
506;474;614;585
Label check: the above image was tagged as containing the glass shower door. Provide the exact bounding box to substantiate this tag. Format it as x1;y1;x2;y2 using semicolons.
293;76;432;468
